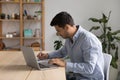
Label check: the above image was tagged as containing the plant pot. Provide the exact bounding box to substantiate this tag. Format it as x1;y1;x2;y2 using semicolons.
37;15;41;20
1;14;6;19
109;66;118;80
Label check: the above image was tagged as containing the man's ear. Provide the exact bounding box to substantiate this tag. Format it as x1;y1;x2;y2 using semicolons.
64;24;69;30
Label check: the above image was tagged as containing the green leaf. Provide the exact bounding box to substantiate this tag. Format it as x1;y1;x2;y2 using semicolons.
111;30;120;35
111;57;118;69
88;18;100;22
115;47;118;61
89;26;100;31
54;40;63;50
106;27;111;31
35;11;42;13
107;32;114;42
114;36;120;41
102;13;107;19
102;42;107;53
98;13;108;23
99;18;108;23
111;44;116;49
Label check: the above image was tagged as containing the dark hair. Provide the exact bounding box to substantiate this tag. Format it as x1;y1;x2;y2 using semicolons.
50;11;75;28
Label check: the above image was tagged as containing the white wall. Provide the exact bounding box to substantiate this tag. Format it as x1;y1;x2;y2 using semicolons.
45;0;120;51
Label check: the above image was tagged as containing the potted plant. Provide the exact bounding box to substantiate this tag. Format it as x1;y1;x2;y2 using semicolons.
54;34;63;50
35;10;42;20
88;11;120;69
53;32;63;50
0;13;6;19
54;40;63;50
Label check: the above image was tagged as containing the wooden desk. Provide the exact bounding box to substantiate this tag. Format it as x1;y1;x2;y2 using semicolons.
0;51;66;80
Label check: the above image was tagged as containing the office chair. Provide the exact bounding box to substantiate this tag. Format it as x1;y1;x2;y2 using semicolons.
103;53;112;80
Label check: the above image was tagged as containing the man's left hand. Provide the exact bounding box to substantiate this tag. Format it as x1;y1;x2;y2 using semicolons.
48;58;66;67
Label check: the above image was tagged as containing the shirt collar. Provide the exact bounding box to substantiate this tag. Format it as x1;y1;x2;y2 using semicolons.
71;25;82;43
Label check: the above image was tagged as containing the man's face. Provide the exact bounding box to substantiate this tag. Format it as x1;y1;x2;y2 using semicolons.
54;25;70;39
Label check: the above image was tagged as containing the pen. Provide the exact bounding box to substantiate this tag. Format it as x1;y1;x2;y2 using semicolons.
39;48;42;54
37;48;42;61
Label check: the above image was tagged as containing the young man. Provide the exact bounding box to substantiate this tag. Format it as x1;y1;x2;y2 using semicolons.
37;11;104;80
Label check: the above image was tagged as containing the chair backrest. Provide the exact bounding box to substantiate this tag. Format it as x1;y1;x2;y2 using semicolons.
103;53;112;80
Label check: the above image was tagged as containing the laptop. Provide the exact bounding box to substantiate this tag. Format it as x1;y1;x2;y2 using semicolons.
21;46;58;70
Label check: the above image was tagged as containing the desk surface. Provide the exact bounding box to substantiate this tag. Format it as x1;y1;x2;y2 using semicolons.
0;51;66;80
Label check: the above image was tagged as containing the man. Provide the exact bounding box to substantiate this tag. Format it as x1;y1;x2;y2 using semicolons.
37;11;104;80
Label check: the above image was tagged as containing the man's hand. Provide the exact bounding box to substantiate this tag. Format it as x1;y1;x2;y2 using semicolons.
37;53;49;60
48;58;66;67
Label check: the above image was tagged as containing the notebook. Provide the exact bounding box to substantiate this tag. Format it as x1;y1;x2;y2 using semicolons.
21;46;57;70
